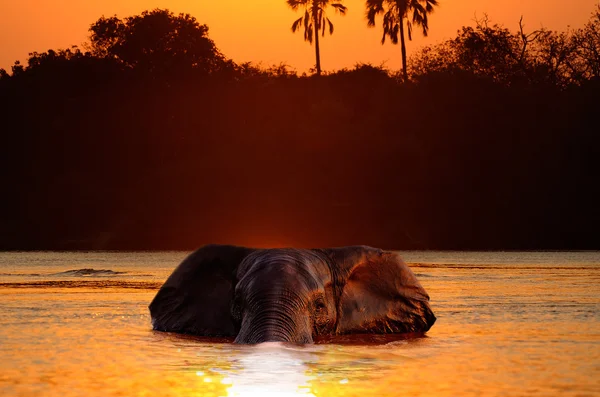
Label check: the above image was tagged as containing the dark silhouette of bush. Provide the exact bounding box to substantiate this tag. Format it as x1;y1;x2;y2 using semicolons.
409;9;600;87
89;9;228;76
0;8;598;250
572;6;600;80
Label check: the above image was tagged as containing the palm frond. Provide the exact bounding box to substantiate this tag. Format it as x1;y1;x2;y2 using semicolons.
411;2;431;36
365;0;385;27
304;9;310;31
331;3;348;15
370;0;438;43
365;0;385;10
306;24;314;43
381;9;399;44
288;0;348;47
286;0;308;11
391;23;399;44
425;0;439;12
412;2;426;18
292;17;304;32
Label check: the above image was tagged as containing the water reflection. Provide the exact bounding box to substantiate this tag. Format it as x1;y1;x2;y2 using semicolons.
2;252;599;397
224;343;317;397
154;333;431;397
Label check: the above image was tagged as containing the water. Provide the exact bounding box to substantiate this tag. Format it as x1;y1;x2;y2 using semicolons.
1;251;599;396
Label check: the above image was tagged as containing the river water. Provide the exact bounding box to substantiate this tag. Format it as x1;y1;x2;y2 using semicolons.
0;251;598;396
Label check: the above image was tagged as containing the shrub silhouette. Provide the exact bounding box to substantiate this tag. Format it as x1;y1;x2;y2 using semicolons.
409;11;600;86
89;9;226;75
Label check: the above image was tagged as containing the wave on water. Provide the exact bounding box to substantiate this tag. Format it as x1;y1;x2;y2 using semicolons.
0;280;161;289
0;272;42;277
0;268;156;278
51;268;128;277
408;263;599;270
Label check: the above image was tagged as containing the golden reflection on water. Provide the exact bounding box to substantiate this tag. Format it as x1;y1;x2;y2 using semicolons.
0;251;599;397
223;345;316;397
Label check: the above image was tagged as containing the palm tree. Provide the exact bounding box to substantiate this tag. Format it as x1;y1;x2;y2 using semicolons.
366;0;439;81
287;0;348;75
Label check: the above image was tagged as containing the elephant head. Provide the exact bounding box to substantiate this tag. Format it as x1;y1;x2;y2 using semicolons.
149;245;435;344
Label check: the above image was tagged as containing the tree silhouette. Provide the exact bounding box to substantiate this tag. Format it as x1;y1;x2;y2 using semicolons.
89;9;224;75
287;0;348;75
366;0;438;81
408;16;588;87
573;5;600;80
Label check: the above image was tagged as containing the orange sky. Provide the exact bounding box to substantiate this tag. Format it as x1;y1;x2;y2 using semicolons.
0;0;598;72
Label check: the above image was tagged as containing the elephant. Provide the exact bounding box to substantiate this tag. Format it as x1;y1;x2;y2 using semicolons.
149;245;436;344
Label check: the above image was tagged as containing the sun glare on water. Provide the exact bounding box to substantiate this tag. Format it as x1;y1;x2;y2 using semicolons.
221;344;316;397
177;340;362;397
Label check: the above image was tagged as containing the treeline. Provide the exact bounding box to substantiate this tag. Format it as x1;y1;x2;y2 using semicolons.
0;9;598;250
409;13;600;86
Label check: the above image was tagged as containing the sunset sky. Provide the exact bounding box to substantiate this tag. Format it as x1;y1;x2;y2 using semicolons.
1;0;598;72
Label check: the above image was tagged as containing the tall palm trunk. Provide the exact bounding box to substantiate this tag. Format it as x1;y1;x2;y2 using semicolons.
399;16;408;81
314;9;322;75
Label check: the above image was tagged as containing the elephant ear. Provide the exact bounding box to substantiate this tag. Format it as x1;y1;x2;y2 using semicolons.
149;244;255;336
327;246;435;334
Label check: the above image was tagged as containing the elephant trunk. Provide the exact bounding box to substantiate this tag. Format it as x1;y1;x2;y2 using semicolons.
234;297;313;344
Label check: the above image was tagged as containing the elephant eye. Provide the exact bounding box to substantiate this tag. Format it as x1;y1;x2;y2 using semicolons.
314;297;326;312
312;295;333;335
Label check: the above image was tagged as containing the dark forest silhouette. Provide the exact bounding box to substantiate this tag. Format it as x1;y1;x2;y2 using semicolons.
0;8;599;250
